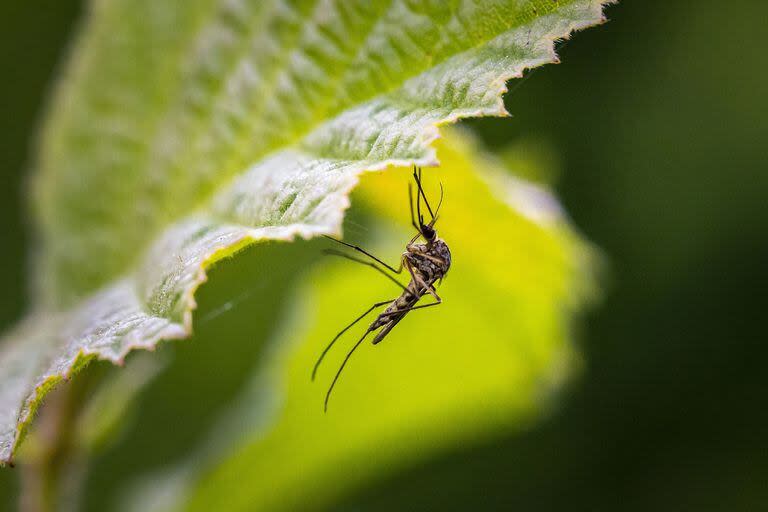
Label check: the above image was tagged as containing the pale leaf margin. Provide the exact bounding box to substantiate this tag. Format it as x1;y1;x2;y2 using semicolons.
0;0;612;466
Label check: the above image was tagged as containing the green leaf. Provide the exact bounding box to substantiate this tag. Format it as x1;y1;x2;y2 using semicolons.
0;0;609;466
115;130;596;511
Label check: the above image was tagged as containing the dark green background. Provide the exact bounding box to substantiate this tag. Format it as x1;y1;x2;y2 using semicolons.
2;1;767;510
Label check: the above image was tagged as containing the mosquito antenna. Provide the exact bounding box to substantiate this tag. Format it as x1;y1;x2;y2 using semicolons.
324;327;373;412
428;182;444;227
413;167;435;221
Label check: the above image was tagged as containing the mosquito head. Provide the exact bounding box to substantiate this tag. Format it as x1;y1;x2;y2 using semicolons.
410;166;443;242
420;223;436;241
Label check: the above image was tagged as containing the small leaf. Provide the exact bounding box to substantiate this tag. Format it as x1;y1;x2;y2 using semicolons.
0;0;610;465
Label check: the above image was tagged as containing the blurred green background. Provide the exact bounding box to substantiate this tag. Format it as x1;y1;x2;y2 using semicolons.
2;0;767;510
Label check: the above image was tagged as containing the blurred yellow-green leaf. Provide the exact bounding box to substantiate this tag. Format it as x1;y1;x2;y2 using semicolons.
114;130;596;511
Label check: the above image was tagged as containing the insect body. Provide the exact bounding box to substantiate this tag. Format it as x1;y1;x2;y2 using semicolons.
313;168;450;411
370;238;451;344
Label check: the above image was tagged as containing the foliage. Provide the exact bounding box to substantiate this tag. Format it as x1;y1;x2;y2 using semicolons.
0;0;610;509
120;131;595;511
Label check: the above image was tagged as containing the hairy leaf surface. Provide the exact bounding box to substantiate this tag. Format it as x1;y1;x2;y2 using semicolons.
0;0;609;465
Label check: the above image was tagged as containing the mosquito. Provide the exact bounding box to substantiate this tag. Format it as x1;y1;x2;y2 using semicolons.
312;167;451;412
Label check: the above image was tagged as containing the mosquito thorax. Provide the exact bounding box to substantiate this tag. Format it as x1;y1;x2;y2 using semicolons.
407;238;451;281
431;238;451;272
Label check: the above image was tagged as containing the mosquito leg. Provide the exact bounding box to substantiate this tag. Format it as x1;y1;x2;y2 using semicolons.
322;235;403;274
406;245;446;267
324;326;377;413
371;297;443;345
417;276;440;301
406;232;421;247
380;299;442;317
312;298;396;381
404;259;441;302
323;249;407;292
